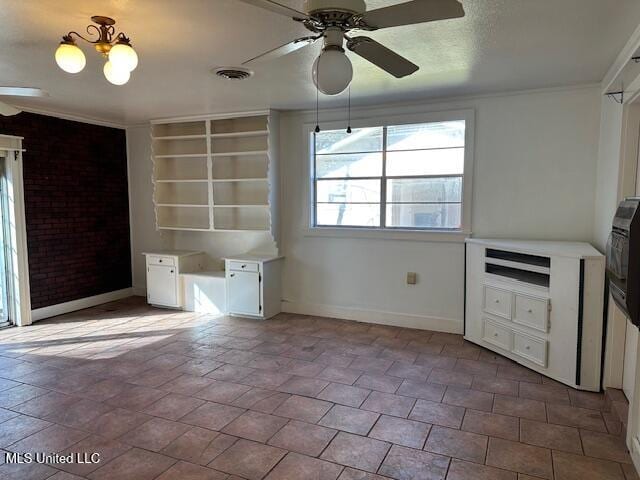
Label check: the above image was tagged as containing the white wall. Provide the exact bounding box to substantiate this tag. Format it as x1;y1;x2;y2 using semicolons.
126;125;277;294
593;99;624;251
280;86;602;333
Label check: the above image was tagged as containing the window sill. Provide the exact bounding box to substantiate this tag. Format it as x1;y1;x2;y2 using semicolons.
303;226;471;243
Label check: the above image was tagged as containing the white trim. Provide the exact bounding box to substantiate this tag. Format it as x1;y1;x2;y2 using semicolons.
125;128;136;294
0;138;32;327
7;83;599;129
282;300;462;334
603;23;640;93
9;105;126;129
305;227;470;243
151;110;270;124
303;108;475;240
31;288;133;322
294;84;600;119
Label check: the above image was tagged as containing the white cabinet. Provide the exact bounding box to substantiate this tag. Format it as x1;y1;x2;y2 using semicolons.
225;254;283;319
465;239;605;392
143;251;205;308
147;264;178;307
227;270;261;316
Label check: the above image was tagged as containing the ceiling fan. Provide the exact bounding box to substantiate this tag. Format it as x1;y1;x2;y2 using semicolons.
0;87;48;116
238;0;465;95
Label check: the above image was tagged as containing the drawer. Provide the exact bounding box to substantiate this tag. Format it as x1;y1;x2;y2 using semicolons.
228;261;259;273
147;255;175;267
514;294;549;332
483;285;512;319
513;332;547;367
483;319;513;351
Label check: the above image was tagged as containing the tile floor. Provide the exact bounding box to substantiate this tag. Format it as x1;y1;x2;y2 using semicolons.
0;296;635;480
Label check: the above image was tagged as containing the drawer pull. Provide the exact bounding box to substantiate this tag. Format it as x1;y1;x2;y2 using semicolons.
230;273;235;277
525;345;531;350
494;333;499;337
495;299;500;303
241;264;247;269
527;308;533;313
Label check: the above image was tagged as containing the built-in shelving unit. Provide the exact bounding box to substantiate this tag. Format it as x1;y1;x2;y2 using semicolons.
151;111;279;239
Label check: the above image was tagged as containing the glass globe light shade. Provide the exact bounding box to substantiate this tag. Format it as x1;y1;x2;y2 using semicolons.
55;42;86;74
108;42;138;72
312;49;353;95
103;61;131;85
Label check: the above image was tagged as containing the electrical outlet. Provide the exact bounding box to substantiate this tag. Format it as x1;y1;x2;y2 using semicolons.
407;272;417;285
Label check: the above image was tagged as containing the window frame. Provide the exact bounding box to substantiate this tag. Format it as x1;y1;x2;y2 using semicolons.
305;109;475;242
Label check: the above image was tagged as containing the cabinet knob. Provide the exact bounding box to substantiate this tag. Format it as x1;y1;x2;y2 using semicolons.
159;259;163;263
525;345;531;350
495;299;500;303
241;264;247;269
170;270;174;273
230;273;235;277
527;308;533;313
494;333;498;337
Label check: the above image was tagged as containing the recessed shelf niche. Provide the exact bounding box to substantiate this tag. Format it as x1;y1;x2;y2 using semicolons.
151;111;279;236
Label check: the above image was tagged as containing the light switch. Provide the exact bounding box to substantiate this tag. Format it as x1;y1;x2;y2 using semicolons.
407;272;417;285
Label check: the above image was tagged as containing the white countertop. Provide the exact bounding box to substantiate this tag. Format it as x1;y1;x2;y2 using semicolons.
181;270;225;278
142;250;203;258
465;238;603;259
224;253;284;263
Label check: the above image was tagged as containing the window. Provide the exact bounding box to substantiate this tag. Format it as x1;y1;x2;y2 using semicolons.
312;118;468;231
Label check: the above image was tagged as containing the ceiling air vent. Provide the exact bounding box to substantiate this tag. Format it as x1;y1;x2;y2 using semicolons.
213;66;254;80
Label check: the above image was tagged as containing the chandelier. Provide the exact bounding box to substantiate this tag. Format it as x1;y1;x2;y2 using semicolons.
55;16;138;85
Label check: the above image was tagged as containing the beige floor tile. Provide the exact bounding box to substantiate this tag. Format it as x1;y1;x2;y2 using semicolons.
379;444;450;480
268;419;337;456
552;450;625;480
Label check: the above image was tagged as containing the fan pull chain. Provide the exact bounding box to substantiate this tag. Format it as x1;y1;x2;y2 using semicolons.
315;76;320;133
346;86;352;134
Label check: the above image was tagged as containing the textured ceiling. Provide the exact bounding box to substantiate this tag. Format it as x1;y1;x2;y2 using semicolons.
1;0;639;124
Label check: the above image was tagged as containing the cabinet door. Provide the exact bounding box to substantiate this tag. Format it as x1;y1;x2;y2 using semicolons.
227;271;260;316
147;264;178;307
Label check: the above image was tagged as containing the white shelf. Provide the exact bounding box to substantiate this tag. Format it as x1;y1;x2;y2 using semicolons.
213;204;269;208
214;228;270;233
210;130;268;139
156;179;209;183
155;153;208;159
152;113;277;234
211;150;268;157
157;204;209;208
211;178;268;183
153;134;207;140
159;226;212;232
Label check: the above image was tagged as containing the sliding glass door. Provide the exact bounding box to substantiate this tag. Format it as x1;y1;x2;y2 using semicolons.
0;155;12;327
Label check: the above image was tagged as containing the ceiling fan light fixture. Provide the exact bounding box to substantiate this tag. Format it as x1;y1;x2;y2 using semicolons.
109;38;138;72
312;47;353;95
103;60;130;85
55;38;86;74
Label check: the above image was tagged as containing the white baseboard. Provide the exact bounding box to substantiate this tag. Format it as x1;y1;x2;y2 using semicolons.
31;288;134;322
281;301;463;334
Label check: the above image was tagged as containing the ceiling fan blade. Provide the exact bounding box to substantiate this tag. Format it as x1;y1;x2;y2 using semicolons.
346;37;419;78
243;36;319;65
0;87;47;97
236;0;310;20
0;101;21;116
358;0;464;29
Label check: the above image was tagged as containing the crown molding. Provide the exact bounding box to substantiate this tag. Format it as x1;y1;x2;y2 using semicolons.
9;104;127;129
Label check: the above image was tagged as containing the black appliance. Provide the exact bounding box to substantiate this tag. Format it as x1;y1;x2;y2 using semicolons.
607;197;640;326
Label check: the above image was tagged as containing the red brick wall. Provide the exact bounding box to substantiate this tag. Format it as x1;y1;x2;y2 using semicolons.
0;112;131;309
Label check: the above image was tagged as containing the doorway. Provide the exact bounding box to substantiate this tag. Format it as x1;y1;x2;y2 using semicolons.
0;155;13;328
